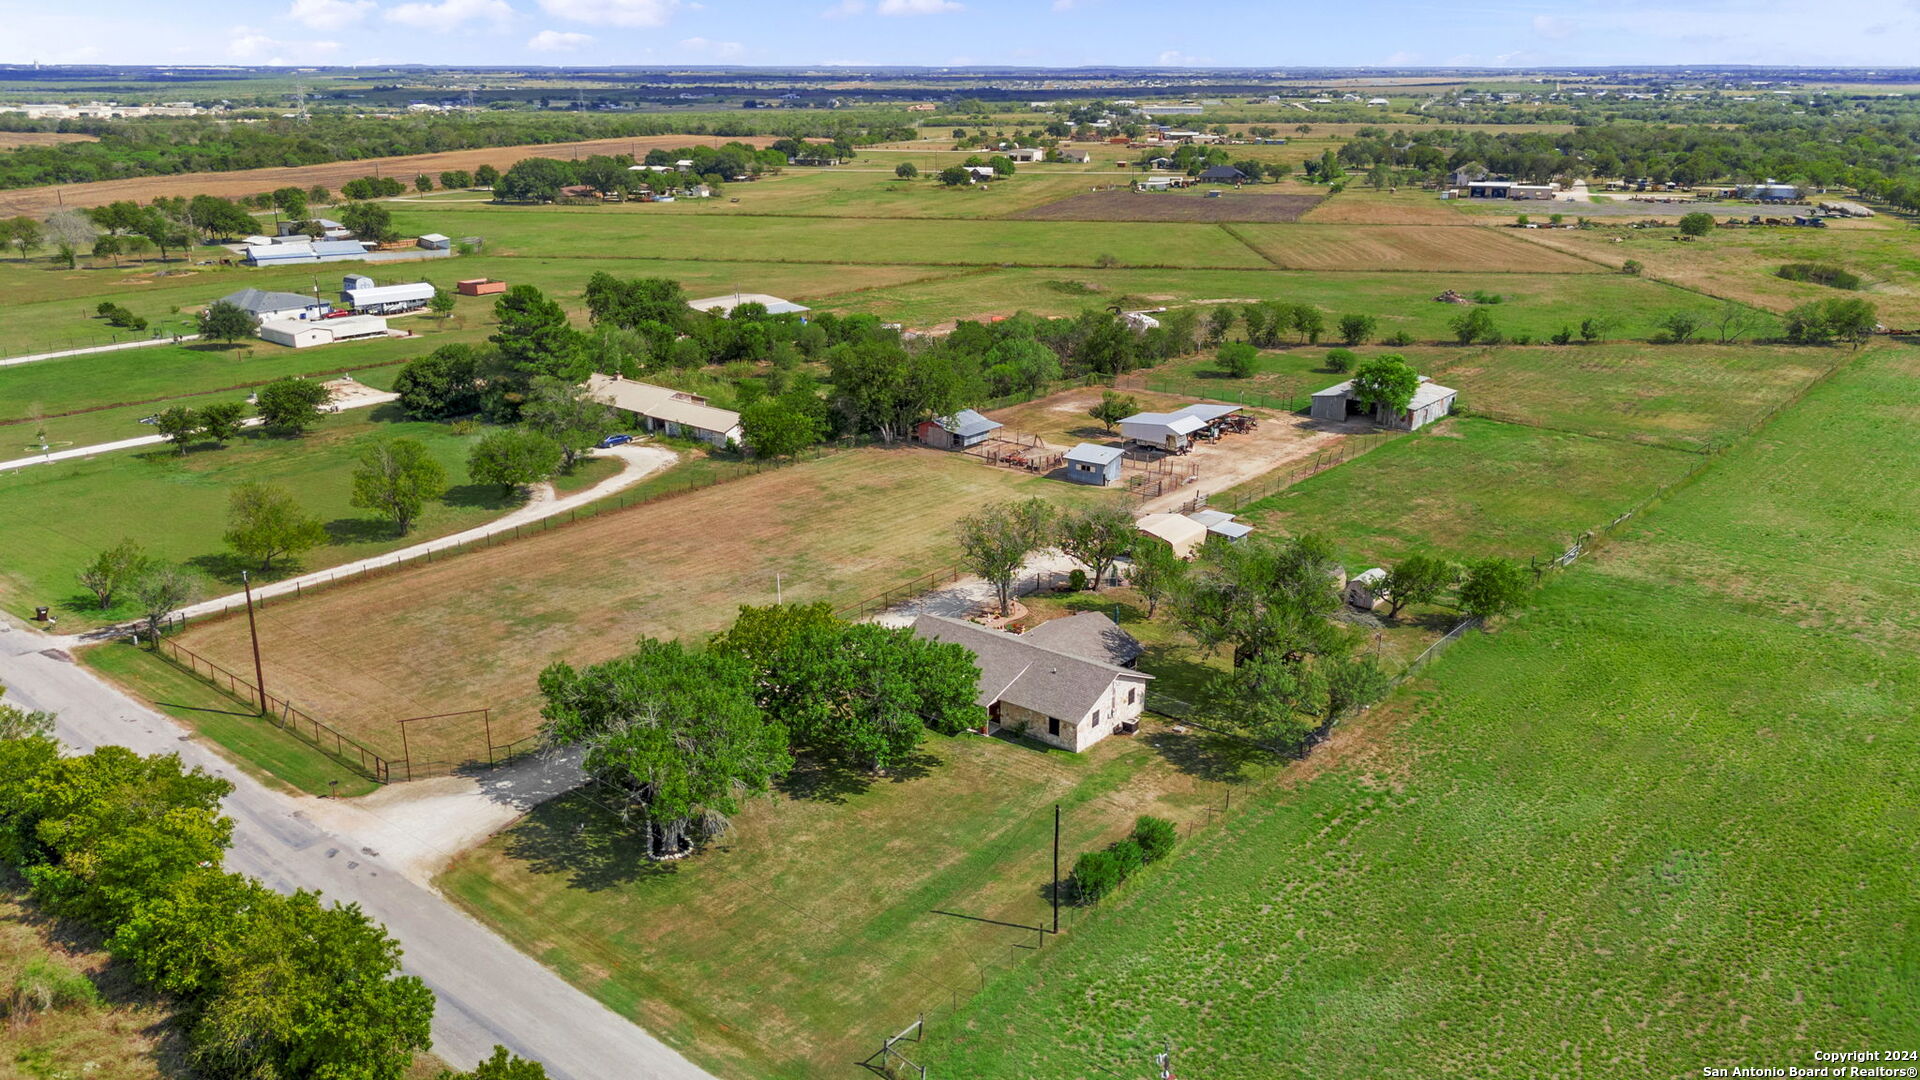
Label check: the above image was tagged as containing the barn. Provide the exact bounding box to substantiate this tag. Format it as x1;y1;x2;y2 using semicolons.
1135;513;1210;559
256;315;391;349
914;409;1003;450
340;275;435;315
1310;376;1456;431
1118;403;1241;451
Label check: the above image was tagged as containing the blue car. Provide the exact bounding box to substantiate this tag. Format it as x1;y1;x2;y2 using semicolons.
599;433;636;448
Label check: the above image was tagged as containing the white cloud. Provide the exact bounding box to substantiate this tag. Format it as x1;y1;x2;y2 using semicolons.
527;28;593;49
287;0;375;29
536;0;681;26
1531;14;1575;39
230;27;340;61
820;0;865;16
386;0;514;30
678;36;744;58
876;0;961;14
1156;49;1210;66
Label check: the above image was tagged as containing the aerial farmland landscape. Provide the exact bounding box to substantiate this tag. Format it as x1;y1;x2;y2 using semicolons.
1;6;1917;1079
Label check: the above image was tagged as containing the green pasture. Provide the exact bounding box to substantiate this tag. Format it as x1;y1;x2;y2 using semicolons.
918;344;1920;1079
0;406;520;626
1240;417;1701;568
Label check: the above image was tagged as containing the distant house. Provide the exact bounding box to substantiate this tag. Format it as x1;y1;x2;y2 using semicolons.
1197;165;1248;184
276;217;349;240
340;274;435;315
257;314;390;349
241;239;370;266
1147;157;1175;170
1055;148;1092;164
416;233;452;250
685;292;810;317
1449;164;1490;188
1117;403;1240;452
1367;97;1391;107
218;287;330;321
585;373;743;448
1310;375;1456;431
964;166;996;182
914;409;1003;450
1135;513;1210;560
911;614;1151;752
456;278;506;296
1005;147;1044;163
1062;442;1124;486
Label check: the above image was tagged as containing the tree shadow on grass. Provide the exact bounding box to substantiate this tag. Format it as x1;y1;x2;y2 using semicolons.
442;482;522;512
499;788;676;892
1140;726;1264;786
184;551;252;589
1064;424;1118;441
775;748;939;805
365;401;409;424
324;517;401;545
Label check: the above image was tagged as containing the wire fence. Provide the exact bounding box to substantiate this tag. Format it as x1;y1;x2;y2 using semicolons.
0;354;416;430
1207;430;1400;513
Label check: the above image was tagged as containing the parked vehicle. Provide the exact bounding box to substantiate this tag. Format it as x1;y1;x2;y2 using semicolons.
599;433;635;448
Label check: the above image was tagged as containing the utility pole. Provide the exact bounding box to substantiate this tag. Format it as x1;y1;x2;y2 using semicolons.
1052;803;1067;930
241;571;267;714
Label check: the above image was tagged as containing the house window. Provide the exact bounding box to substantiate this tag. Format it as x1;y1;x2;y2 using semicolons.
1128;687;1137;704
1093;712;1102;728
1047;717;1060;737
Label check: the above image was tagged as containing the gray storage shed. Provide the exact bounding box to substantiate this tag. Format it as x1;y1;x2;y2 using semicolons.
1063;442;1125;485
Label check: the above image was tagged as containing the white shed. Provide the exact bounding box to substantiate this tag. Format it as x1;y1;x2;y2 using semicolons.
1345;567;1388;611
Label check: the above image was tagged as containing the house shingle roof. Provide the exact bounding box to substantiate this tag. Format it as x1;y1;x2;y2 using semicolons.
219;287;325;315
1021;612;1145;667
911;615;1148;721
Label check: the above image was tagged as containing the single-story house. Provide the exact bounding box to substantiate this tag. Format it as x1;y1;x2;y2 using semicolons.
277;218;349;240
914;409;1003;450
1186;508;1253;542
456;278;507;296
241;239;370;266
340;275;435;315
1135;513;1210;560
1309;375;1456;431
1345;567;1388;611
1147;157;1175;170
911;614;1151;752
585;373;744;448
1198;165;1248;184
218;287;331;321
1118;402;1241;451
685;292;810;317
417;233;452;250
1062;442;1125;486
1005;147;1044;163
1021;611;1145;668
964;166;996;182
257;314;390;349
1055;149;1092;163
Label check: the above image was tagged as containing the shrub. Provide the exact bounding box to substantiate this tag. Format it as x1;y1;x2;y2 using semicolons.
1216;341;1258;378
1324;348;1357;373
1067;568;1089;591
1459;557;1530;619
1382;330;1415;347
1622;259;1644;276
10;958;103;1020
1550;326;1574;346
1469;290;1503;305
1133;815;1176;863
1776;263;1862;290
1509;333;1532;345
1110;839;1145;876
1072;849;1123;903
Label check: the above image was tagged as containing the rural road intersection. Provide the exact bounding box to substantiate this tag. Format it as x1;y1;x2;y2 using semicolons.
0;623;718;1080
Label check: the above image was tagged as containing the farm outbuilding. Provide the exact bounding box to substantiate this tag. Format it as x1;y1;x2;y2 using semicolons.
340;275;435;315
1118;403;1241;451
1062;443;1125;486
914;409;1003;450
1186;508;1253;542
456;278;507;296
1136;513;1210;560
242;239;371;266
256;314;390;349
686;293;810;317
1345;568;1388;611
1310;376;1456;431
417;233;452;250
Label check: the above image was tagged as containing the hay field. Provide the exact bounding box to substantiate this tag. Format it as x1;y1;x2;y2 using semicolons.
1009;190;1323;223
0;130;96;149
1301;189;1474;225
175;448;1121;763
0;133;775;218
1228;223;1603;273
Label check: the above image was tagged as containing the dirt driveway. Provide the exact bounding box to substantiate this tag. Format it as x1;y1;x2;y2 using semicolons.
983;385;1372;512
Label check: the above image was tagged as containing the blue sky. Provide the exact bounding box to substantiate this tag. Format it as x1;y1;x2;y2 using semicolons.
4;0;1919;69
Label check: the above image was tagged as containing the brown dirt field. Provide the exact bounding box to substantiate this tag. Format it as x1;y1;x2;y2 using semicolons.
1009;189;1323;223
176;448;1120;766
0;131;97;149
1302;192;1473;225
0;133;773;218
1229;223;1603;273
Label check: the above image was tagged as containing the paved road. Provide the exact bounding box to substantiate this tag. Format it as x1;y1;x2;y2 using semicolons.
0;625;717;1080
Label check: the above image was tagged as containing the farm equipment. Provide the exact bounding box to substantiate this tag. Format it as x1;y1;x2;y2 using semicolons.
1433;289;1471;304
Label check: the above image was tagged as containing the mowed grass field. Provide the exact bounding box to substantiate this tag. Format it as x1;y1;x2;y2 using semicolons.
917;344;1920;1080
1227;222;1603;273
174;448;1125;763
0;407;522;626
439;722;1255;1080
1241;417;1700;568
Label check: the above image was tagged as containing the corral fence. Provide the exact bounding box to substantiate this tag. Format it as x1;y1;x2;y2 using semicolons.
1115;373;1312;415
1208;430;1399;513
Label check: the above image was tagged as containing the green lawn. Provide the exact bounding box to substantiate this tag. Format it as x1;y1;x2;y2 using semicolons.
81;639;380;797
0;406;525;626
916;344;1920;1080
1240;417;1702;569
439;723;1266;1080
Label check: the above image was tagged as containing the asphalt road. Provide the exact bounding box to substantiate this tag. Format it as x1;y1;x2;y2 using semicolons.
0;624;717;1080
